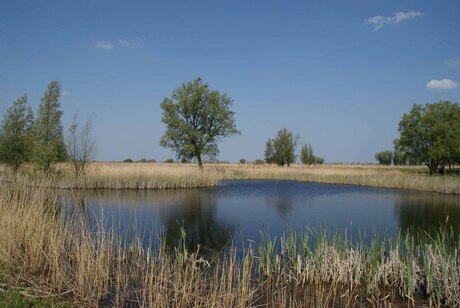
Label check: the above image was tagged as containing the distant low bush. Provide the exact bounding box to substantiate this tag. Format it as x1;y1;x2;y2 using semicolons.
315;157;325;164
164;158;175;163
239;158;246;164
123;158;133;163
375;151;393;165
253;159;265;165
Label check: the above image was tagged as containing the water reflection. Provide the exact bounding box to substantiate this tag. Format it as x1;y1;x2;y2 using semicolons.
78;181;460;250
265;196;294;216
82;188;234;253
394;192;460;236
160;190;233;254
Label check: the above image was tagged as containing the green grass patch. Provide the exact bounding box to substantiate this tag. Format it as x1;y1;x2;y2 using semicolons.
0;290;67;308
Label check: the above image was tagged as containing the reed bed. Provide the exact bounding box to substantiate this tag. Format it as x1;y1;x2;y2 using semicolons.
0;185;459;307
0;163;220;190
0;162;458;193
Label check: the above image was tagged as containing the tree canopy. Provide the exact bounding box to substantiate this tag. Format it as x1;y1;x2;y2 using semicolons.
265;128;298;166
0;96;34;171
394;101;460;174
160;78;240;168
31;80;67;173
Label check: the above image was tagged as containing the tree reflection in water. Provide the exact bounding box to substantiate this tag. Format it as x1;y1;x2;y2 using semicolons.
160;189;234;255
394;191;460;240
265;196;293;217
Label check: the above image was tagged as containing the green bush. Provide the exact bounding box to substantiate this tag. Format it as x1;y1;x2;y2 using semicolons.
375;151;393;165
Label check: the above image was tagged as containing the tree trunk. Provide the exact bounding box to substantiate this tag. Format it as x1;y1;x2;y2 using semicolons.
439;164;445;175
426;160;438;176
197;153;203;170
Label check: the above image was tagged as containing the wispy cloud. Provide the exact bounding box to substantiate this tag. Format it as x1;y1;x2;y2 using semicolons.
365;10;424;31
94;39;143;50
118;38;143;47
426;79;459;90
445;58;460;68
94;40;113;50
62;90;70;96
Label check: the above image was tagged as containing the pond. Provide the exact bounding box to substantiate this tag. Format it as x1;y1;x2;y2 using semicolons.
77;180;460;253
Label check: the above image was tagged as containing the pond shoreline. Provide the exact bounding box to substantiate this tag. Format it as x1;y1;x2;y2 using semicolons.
0;183;458;307
1;163;459;195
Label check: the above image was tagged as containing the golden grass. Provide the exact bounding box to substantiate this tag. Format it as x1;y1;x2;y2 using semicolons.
0;162;458;194
0;184;459;306
1;163;220;190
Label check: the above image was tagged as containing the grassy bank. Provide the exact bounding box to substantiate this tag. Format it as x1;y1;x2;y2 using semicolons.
0;185;459;307
1;162;459;194
0;289;66;308
217;164;460;194
0;163;220;190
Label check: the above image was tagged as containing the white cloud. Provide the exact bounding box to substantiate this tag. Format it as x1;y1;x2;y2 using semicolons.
445;58;460;68
62;90;70;96
365;10;424;31
118;38;143;47
426;79;459;90
94;40;113;49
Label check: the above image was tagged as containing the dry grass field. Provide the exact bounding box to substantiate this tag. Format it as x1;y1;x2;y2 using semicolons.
2;162;458;194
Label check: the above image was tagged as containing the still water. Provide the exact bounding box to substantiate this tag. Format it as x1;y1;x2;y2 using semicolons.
78;180;460;253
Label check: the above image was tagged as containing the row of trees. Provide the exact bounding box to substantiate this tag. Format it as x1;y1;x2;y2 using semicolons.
3;78;455;175
160;78;326;167
264;128;324;166
0;81;95;175
160;78;458;175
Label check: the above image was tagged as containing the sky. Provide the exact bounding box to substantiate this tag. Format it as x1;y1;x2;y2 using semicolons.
1;0;459;163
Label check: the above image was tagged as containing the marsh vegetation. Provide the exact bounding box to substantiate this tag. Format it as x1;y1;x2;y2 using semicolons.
1;162;458;194
0;184;459;307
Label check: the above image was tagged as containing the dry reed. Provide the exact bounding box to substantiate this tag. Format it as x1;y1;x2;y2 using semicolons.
1;162;458;194
0;184;459;307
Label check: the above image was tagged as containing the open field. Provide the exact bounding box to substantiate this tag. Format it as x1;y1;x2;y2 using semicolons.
1;162;458;194
0;184;459;307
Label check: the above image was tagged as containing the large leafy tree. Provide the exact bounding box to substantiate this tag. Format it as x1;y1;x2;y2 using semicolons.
394;101;460;175
160;78;240;168
0;96;34;171
265;128;298;166
31;81;67;174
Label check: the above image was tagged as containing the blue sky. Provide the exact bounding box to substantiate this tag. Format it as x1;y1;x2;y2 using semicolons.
1;0;459;163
